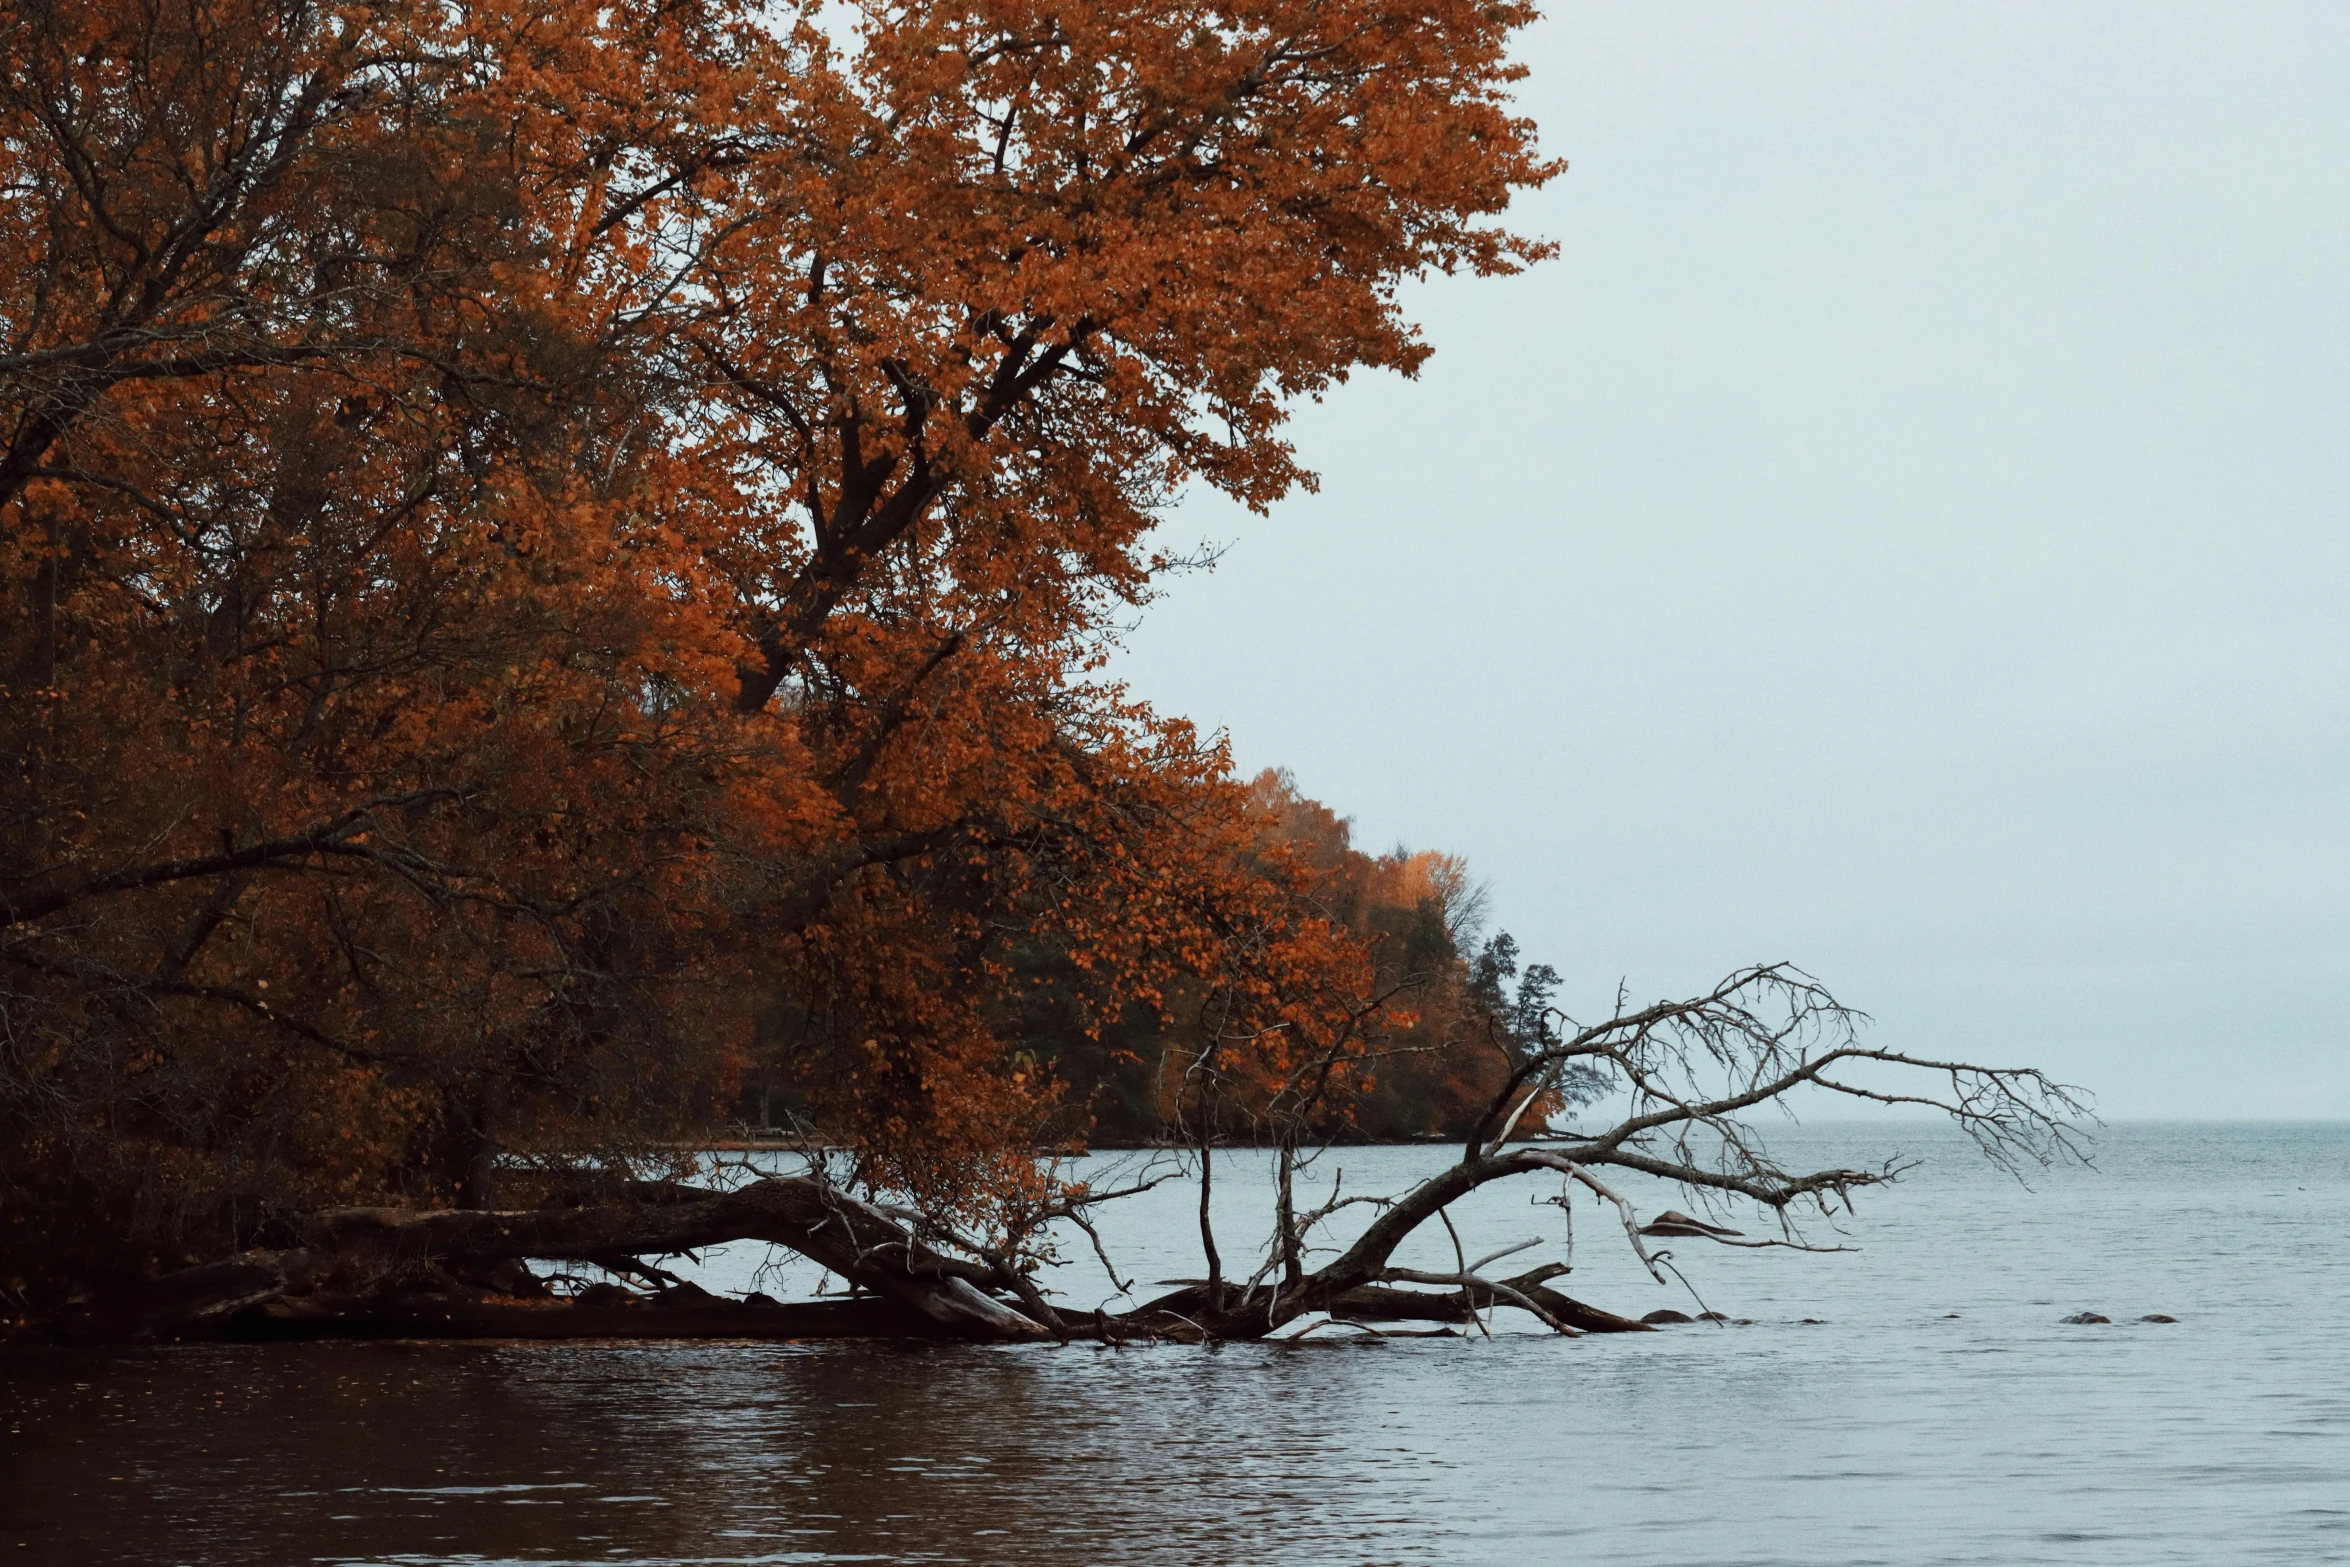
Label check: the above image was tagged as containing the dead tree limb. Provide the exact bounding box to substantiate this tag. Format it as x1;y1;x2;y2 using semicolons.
1178;963;2090;1340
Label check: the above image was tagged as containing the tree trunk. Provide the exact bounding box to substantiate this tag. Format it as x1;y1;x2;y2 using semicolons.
295;1177;1052;1339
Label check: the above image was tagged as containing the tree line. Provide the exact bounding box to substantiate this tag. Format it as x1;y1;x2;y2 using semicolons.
773;765;1608;1149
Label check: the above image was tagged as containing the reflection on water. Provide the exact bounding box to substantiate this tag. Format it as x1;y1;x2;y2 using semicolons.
5;1123;2350;1566
4;1339;1497;1564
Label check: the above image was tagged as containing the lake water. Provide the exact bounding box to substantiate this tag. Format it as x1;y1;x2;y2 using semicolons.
5;1121;2349;1565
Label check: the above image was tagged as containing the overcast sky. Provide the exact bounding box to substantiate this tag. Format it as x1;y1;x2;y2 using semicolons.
1114;1;2350;1119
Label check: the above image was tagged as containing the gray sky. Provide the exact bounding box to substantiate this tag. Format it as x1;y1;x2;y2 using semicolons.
1114;1;2350;1119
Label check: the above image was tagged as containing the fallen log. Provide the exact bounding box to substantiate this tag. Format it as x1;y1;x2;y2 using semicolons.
43;1177;1053;1344
49;1250;323;1344
292;1176;1048;1340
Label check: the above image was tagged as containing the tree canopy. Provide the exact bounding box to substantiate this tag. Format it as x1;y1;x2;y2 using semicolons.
0;0;1558;1294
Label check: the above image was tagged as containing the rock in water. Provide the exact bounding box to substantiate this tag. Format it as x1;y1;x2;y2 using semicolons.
1640;1309;1696;1325
2060;1312;2112;1324
2141;1313;2179;1323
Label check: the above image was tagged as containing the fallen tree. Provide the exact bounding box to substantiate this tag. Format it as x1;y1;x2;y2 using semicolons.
27;965;2089;1345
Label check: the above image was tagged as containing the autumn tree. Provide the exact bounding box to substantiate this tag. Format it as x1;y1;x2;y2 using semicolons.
0;0;2091;1346
0;0;1558;1315
1009;770;1601;1146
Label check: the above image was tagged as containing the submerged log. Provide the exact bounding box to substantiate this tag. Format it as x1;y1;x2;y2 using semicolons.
82;1275;1658;1343
1331;1277;1657;1334
1121;1264;1657;1338
233;1291;953;1341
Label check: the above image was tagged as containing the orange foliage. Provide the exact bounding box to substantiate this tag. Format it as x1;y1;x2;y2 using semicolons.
0;0;1554;1282
1141;771;1542;1145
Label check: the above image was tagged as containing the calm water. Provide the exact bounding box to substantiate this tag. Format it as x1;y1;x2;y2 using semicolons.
5;1121;2348;1565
